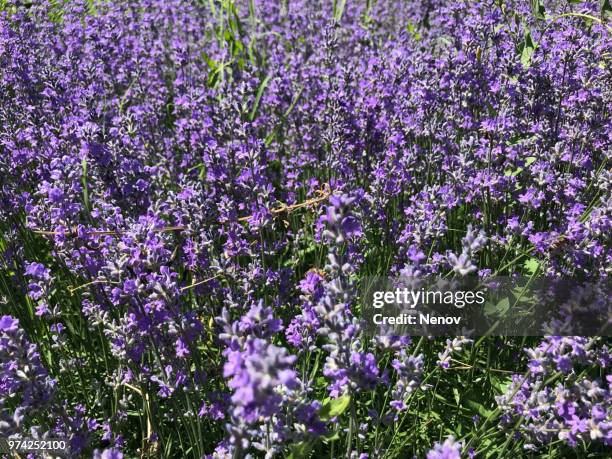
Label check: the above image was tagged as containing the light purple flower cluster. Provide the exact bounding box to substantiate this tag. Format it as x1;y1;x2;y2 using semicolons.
217;301;328;456
0;315;55;436
315;195;380;398
426;436;463;459
0;316;92;455
496;336;611;450
438;338;473;370
447;226;486;276
389;350;425;412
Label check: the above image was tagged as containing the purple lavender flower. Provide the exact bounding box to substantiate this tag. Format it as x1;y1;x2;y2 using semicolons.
93;448;124;459
497;337;611;450
0;315;56;436
426;436;462;459
390;351;425;411
438;338;473;370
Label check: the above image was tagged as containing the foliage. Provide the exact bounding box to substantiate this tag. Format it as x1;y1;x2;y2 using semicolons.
0;0;610;457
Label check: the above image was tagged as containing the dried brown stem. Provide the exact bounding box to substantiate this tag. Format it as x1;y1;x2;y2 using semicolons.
32;184;332;236
68;279;119;294
180;274;222;292
238;183;331;222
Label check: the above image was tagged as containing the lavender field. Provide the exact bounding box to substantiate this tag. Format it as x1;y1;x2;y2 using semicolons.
0;0;610;457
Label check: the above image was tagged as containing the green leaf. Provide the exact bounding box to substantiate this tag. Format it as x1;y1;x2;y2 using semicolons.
504;166;522;177
288;441;313;459
489;375;512;395
465;398;493;418
523;257;540;275
319;395;351;420
249;74;272;122
517;28;536;68
406;21;421;41
531;0;546;20
520;43;535;67
315;376;328;390
484;297;510;317
81;157;91;216
322;430;340;442
201;52;220;71
201;52;222;88
505;156;536;176
333;0;347;22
